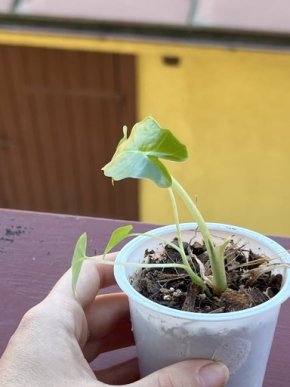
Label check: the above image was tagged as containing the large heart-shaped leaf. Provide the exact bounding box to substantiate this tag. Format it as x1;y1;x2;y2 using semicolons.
102;117;188;187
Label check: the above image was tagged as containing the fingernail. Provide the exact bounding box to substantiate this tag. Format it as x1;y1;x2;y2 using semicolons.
199;362;229;387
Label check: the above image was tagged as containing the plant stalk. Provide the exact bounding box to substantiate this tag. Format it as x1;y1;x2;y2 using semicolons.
171;177;227;294
89;256;206;287
168;187;205;288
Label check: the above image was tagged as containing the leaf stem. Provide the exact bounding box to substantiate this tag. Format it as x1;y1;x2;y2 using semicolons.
88;256;204;287
104;229;205;288
167;186;205;288
171;177;227;294
88;256;189;270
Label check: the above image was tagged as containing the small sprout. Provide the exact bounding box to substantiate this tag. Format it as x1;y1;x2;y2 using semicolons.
72;117;265;296
102;117;228;295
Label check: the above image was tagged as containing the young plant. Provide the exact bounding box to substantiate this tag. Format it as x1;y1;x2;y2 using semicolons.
72;117;230;296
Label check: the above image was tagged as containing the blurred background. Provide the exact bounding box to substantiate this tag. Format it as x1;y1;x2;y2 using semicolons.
0;1;290;236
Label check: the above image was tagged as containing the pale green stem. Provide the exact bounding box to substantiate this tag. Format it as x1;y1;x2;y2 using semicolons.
89;257;203;286
171;177;227;294
168;187;184;251
168;187;205;288
104;230;204;288
88;256;189;271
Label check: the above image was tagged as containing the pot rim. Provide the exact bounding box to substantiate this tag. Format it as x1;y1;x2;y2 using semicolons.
114;223;290;321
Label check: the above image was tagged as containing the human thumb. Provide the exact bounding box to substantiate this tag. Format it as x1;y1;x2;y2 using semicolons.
133;359;229;387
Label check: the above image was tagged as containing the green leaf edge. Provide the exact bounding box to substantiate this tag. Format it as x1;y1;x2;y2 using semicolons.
71;232;88;294
103;225;133;255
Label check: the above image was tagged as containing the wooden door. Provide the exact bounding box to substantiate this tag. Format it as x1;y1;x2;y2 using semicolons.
0;45;138;220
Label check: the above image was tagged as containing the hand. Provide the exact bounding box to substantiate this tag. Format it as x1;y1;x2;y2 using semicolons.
0;253;229;387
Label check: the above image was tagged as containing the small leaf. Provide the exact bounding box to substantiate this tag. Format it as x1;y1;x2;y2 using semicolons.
102;117;188;188
71;232;88;294
103;225;133;255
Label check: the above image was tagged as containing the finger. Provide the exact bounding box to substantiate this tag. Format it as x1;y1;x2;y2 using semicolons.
50;252;118;308
85;293;130;338
94;358;140;385
42;253;119;347
132;360;229;387
83;321;135;361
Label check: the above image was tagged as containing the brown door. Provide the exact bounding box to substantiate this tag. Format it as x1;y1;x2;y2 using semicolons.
0;44;138;220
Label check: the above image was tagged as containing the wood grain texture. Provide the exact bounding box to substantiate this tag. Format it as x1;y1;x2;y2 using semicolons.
0;209;289;385
0;45;138;220
0;209;152;369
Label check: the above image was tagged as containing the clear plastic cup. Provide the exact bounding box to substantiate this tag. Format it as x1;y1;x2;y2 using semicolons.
114;223;290;387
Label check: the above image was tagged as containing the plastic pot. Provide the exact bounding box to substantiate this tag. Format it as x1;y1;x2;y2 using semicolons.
114;223;290;387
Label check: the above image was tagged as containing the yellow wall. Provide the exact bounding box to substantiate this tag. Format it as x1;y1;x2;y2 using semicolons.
1;30;290;235
139;48;290;236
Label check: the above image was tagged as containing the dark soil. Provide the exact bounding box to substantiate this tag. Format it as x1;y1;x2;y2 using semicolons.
131;238;283;313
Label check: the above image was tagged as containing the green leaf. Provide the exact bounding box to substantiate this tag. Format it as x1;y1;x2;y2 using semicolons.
71;232;88;294
103;225;133;255
102;117;188;188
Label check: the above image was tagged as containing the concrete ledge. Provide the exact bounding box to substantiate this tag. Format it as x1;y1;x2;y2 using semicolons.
0;0;14;13
195;0;290;33
17;0;191;26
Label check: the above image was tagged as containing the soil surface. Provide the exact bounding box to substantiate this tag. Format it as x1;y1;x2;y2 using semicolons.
131;238;283;313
